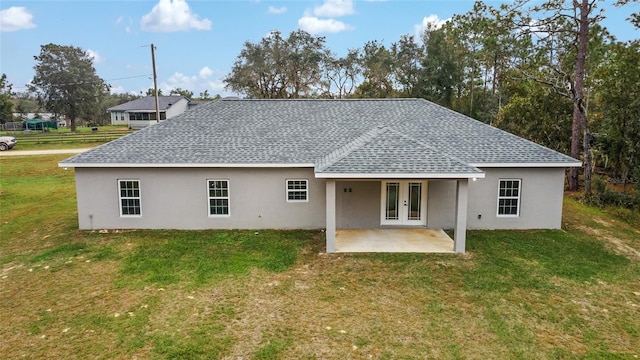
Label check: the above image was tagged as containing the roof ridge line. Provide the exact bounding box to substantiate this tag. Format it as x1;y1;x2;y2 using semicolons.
221;98;421;101
385;128;482;172
315;125;389;172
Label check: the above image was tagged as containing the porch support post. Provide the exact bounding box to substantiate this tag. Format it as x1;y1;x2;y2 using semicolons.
325;180;336;253
454;179;469;253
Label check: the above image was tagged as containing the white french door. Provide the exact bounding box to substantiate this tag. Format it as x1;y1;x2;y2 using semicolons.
380;181;427;225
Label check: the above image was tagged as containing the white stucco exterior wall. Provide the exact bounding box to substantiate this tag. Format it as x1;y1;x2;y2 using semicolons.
335;180;381;229
166;98;189;119
73;167;567;231
424;180;456;229
110;111;128;126
467;167;566;229
74;167;326;230
426;168;566;230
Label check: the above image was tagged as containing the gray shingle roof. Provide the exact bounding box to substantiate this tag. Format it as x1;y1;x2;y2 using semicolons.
106;96;188;112
62;98;580;174
316;125;483;176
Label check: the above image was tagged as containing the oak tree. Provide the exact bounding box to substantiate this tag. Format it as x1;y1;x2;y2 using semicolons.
29;44;108;131
0;74;14;124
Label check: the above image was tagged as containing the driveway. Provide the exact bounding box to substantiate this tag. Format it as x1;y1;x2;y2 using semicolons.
0;148;93;157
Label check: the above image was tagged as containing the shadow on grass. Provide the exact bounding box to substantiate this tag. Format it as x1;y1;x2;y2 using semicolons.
465;229;634;293
119;229;323;288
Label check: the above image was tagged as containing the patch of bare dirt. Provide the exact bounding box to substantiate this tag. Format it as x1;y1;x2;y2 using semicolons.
575;225;640;261
218;253;522;359
594;218;614;227
0;257;148;359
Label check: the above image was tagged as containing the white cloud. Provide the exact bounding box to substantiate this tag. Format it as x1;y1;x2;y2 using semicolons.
298;15;353;34
313;0;354;18
207;80;225;92
414;14;448;38
159;68;228;97
86;49;105;64
0;7;36;32
141;0;212;32
526;19;550;38
199;66;213;78
268;6;287;15
162;72;198;91
297;0;354;34
116;16;134;33
110;85;125;94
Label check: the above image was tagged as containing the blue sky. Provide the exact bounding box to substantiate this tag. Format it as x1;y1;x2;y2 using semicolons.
1;0;638;98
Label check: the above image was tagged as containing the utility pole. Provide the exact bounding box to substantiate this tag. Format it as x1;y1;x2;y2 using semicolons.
151;43;160;123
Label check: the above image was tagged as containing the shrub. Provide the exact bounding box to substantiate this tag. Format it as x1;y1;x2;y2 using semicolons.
592;176;640;210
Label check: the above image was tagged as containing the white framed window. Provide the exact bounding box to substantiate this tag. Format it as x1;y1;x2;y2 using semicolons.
208;180;230;216
119;179;141;216
286;179;308;202
497;179;521;217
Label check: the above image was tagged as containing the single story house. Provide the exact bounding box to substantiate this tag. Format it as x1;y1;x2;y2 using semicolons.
107;96;191;129
60;98;581;253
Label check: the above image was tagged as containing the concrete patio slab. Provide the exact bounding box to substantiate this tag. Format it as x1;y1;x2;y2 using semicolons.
335;228;455;253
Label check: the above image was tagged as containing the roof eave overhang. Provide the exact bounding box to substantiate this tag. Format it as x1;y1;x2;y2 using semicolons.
470;162;582;168
58;162;315;168
314;172;486;179
124;109;166;113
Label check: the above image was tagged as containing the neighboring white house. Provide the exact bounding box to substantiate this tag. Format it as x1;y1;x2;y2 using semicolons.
12;112;66;127
60;99;581;254
107;96;191;129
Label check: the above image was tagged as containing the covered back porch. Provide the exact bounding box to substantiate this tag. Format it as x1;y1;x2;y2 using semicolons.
335;228;455;253
314;125;485;254
321;178;476;254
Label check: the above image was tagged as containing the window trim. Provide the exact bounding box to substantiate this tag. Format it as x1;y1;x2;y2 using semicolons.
118;179;141;217
207;179;230;217
286;179;309;203
496;179;521;217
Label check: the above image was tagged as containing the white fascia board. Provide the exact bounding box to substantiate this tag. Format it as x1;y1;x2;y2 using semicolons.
314;172;486;179
58;162;315;169
469;162;582;168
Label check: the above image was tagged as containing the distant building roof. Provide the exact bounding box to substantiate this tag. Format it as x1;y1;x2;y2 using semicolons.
107;96;189;112
187;100;208;109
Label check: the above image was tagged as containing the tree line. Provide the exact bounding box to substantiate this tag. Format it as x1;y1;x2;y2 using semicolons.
224;0;639;196
0;44;218;132
0;0;637;199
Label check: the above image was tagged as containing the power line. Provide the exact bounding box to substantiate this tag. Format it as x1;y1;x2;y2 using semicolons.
106;74;152;82
10;74;152;90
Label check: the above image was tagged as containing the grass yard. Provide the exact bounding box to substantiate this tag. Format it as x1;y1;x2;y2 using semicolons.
1;155;639;359
4;126;133;151
8;142;103;151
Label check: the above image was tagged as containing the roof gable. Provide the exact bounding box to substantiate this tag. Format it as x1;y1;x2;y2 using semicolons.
316;125;483;177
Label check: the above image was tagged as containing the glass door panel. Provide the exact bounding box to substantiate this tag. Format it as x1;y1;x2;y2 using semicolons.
385;182;400;220
408;182;422;221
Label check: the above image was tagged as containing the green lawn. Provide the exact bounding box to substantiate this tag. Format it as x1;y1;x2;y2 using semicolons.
1;125;132;150
1;155;639;359
1;125;128;135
